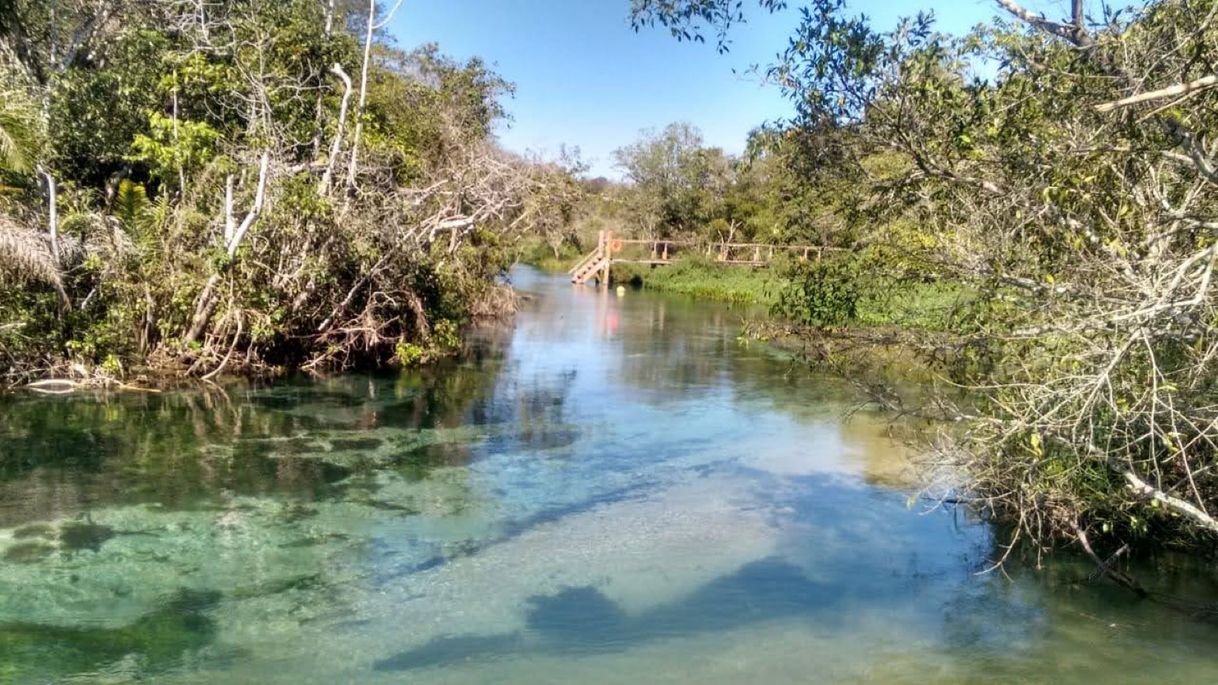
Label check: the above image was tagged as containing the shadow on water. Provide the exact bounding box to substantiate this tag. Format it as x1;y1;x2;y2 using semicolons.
370;466;1042;675
0;588;221;679
373;558;835;672
2;516;118;562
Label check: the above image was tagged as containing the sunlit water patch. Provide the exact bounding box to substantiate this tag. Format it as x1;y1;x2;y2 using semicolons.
1;267;1217;684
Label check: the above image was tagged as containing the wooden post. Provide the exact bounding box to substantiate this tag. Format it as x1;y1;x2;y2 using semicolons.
602;230;612;287
662;242;669;261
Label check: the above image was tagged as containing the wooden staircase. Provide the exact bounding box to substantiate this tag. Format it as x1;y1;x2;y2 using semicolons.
568;230;612;285
569;251;608;285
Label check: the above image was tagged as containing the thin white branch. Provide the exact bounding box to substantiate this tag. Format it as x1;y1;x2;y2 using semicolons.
1096;75;1218;113
224;174;236;242
226;152;271;258
1123;469;1218;534
995;0;1090;46
372;0;406;29
41;170;60;263
319;64;353;197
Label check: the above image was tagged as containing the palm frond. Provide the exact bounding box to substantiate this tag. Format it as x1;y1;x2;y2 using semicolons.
62;210;137;262
114;180;151;233
0;96;41;175
0;215;70;307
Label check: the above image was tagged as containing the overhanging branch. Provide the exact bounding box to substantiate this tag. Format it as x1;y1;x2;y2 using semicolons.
995;0;1091;46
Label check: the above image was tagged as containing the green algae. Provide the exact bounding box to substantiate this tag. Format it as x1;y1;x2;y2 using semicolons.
0;588;220;679
2;541;55;564
11;523;54;540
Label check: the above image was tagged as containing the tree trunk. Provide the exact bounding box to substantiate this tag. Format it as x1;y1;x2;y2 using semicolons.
324;0;337;38
344;0;377;198
344;0;405;201
311;0;340;159
172;81;187;193
319;64;353;197
183;153;270;346
41;169;59;263
224;174;236;242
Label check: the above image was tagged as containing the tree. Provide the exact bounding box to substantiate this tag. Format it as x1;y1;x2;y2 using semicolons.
634;0;1218;561
345;0;405;197
613;122;715;237
629;0;788;52
0;0;583;384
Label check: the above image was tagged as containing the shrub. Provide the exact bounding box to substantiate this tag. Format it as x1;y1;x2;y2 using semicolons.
773;255;861;327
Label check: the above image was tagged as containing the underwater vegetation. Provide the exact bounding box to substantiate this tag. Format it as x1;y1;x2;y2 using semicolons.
0;588;221;680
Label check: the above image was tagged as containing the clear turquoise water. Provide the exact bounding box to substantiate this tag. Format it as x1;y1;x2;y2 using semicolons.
1;267;1216;684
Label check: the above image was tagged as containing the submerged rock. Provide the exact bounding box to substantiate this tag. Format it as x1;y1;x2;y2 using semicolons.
328;437;384;451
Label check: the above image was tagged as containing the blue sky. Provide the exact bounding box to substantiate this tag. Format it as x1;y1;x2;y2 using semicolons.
389;1;1073;177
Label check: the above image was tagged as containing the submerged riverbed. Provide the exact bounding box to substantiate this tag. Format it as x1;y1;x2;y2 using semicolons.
1;267;1216;684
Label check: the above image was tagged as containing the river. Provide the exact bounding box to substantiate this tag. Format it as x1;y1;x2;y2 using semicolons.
1;267;1216;683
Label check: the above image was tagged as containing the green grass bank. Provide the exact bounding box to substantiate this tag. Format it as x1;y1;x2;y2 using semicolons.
610;258;785;306
517;243;967;332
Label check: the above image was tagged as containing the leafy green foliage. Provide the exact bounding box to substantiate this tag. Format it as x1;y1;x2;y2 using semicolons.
634;0;1218;554
0;0;578;381
113;181;151;234
47;28;169;183
630;0;788;53
0;88;41;175
773;256;861;327
130;115;222;187
613;123;714;237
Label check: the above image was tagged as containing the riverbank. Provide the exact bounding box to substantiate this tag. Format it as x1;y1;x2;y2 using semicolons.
0;283;518;393
608;257;965;332
611;259;785;306
0;5;581;391
513;240;581;274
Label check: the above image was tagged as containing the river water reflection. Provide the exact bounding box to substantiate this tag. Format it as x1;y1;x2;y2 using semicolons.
0;267;1215;683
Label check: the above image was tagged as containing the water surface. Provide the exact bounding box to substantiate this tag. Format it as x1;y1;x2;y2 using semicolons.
1;267;1216;684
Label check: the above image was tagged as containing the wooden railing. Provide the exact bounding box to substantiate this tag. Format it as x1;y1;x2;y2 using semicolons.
570;230;842;285
603;233;841;265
